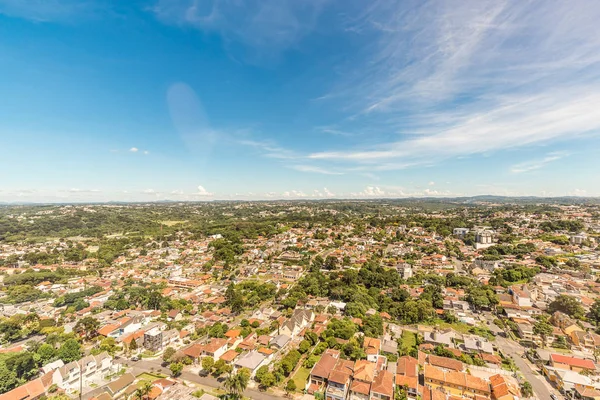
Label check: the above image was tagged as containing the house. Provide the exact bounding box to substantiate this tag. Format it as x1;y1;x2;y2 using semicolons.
427;355;463;372
0;373;52;400
234;351;267;377
270;334;291;350
463;335;494;354
549;354;596;373
422;328;456;347
571;330;600;351
423;365;491;398
396;356;418;400
350;360;375;400
308;351;339;394
106;372;136;398
52;352;112;391
381;338;398;355
204;338;228;360
516;322;535;342
489;374;520;400
511;285;532;307
545;368;595;393
220;349;239;364
326;359;353;400
363;337;382;363
279;309;314;337
370;370;395;400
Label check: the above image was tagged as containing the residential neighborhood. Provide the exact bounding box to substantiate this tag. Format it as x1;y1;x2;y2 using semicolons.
0;200;600;400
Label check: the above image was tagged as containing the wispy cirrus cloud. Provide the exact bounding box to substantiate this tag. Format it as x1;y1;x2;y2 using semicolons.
238;139;298;160
510;152;569;174
289;165;343;175
152;0;328;63
0;0;102;22
308;0;600;171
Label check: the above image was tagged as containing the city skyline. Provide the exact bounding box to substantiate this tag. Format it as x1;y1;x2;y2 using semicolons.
2;0;600;202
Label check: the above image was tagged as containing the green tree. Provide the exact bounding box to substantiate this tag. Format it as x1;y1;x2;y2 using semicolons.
74;316;100;341
590;298;600;326
533;318;554;348
37;343;57;365
201;357;214;372
520;381;533;398
163;347;176;363
213;359;232;377
0;363;18;394
285;379;297;396
298;340;312;354
548;295;584;319
98;337;119;356
128;337;139;354
224;368;250;399
169;362;183;376
57;339;82;363
5;352;37;380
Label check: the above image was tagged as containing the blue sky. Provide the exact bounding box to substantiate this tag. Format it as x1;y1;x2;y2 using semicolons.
1;0;600;202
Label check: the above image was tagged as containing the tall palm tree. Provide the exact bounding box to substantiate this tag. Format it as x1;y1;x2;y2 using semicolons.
224;369;250;399
134;380;154;400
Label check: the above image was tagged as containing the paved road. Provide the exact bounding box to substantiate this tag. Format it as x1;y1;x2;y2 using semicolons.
496;336;560;399
118;358;286;400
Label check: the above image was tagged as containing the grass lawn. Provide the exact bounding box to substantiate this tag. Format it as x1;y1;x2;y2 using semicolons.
400;331;417;349
291;366;311;392
159;220;188;226
136;372;167;381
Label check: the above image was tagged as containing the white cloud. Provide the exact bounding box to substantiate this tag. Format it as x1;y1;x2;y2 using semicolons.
290;165;343;175
307;1;600;171
239;140;297;160
428;181;435;186
152;0;327;63
510;152;569;174
195;185;213;197
281;190;307;198
142;189;159;194
67;188;101;193
129;147;139;153
323;187;335;197
569;189;587;196
359;186;385;197
144;150;150;155
171;190;184;195
0;0;99;22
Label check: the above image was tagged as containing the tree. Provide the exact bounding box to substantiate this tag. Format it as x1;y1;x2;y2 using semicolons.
37;343;57;365
362;315;384;337
285;380;297;396
533;318;554;348
0;363;18;394
520;381;533;398
169;362;183;376
5;352;37;380
224;369;250;399
213;359;232;377
128;337;139;354
98;337;119;356
298;340;311;354
201;357;214;372
163;347;176;363
57;339;82;363
590;298;600;326
74;316;100;341
135;380;154;400
548;295;585;319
